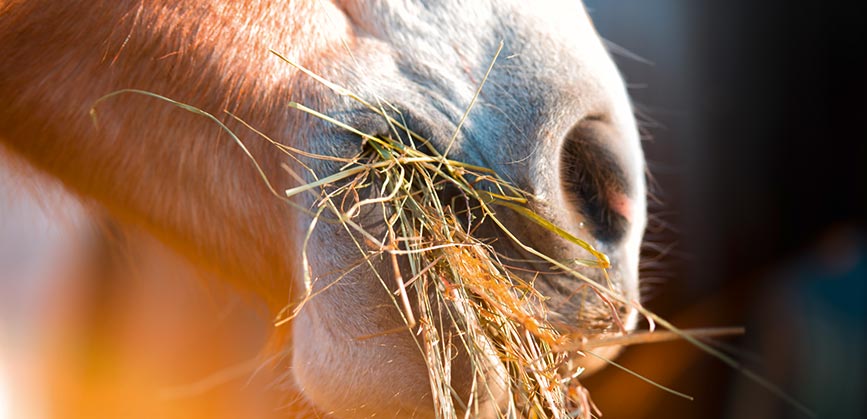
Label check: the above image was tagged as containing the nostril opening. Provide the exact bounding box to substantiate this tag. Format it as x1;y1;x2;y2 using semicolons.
560;118;631;244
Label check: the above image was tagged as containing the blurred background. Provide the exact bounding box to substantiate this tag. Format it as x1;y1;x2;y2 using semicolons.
583;1;866;418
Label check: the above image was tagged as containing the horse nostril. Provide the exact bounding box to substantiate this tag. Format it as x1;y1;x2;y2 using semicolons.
560;119;631;244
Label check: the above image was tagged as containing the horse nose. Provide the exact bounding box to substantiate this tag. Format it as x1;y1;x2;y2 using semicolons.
559;117;634;244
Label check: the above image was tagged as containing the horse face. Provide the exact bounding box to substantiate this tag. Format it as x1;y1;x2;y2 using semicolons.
0;0;645;416
290;1;646;416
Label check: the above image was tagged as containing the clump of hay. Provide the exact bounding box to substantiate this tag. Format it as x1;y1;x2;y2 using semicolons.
295;127;589;418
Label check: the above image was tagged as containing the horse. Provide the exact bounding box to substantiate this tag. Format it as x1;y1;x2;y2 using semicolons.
0;1;646;417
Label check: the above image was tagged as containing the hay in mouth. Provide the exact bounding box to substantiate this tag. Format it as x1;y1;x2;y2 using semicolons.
283;113;607;418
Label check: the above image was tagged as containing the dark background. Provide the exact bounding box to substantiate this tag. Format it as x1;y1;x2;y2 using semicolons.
582;1;866;418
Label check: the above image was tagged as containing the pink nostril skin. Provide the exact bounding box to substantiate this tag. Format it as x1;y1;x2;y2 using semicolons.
607;191;632;224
